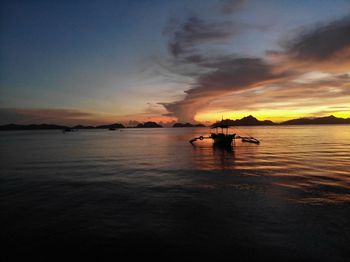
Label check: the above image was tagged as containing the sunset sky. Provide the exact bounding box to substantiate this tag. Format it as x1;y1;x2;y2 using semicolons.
1;0;349;125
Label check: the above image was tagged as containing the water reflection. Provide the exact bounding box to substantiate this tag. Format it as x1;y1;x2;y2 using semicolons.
181;126;350;204
1;126;349;205
1;127;350;261
191;143;236;170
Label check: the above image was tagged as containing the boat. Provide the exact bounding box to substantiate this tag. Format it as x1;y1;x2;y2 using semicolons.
211;133;236;147
109;127;116;131
62;128;73;133
189;119;260;148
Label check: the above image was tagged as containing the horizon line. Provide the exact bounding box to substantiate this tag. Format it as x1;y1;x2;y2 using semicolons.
1;114;349;127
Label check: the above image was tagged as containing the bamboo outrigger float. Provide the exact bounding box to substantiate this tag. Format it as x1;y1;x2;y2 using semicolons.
189;120;260;147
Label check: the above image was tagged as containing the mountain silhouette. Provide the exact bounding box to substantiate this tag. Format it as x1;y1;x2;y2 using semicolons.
214;115;275;126
235;115;275;126
96;123;125;129
173;123;206;127
0;115;349;131
0;123;70;130
280;115;350;125
136;121;162;128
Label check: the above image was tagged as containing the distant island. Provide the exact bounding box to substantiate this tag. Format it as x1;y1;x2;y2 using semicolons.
0;115;349;131
136;121;162;128
0;123;73;131
95;123;126;129
215;115;350;126
217;115;275;126
173;123;206;127
280;115;350;125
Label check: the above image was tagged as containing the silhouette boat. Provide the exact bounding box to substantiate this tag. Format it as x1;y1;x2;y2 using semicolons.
189;120;260;147
62;128;73;133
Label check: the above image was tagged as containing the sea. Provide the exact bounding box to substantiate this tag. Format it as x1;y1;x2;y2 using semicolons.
1;126;349;260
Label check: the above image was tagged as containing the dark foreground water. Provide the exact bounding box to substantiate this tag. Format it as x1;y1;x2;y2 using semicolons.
1;126;350;260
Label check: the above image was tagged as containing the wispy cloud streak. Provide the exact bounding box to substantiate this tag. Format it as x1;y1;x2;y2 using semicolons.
164;16;238;58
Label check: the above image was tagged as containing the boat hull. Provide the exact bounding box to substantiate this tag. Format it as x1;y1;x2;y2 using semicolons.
211;133;235;147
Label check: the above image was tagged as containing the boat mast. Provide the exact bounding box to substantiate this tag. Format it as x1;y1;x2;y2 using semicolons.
221;115;223;134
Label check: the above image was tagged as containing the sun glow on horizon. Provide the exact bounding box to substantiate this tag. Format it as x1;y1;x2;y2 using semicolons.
195;109;350;123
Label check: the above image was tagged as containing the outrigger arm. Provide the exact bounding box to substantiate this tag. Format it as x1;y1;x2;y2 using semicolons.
235;135;260;144
189;135;260;144
189;135;211;144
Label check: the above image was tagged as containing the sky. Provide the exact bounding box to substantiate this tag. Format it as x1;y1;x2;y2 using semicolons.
0;0;349;125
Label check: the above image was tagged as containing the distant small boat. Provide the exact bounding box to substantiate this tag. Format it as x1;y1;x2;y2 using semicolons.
109;127;116;131
189;119;260;148
62;128;73;133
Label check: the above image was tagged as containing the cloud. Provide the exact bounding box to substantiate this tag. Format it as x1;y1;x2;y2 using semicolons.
272;15;350;72
161;57;290;122
164;16;238;58
0;107;177;125
221;0;246;15
0;108;108;125
127;120;141;126
285;16;350;61
207;74;350;112
145;102;165;115
159;14;350;122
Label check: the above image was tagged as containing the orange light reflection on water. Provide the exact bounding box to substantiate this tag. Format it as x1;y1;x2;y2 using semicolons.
187;125;350;204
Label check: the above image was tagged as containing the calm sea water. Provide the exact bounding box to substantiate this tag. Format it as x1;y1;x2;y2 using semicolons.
1;126;350;260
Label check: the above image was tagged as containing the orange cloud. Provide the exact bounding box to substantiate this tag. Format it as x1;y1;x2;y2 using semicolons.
160;15;350;122
0;107;177;126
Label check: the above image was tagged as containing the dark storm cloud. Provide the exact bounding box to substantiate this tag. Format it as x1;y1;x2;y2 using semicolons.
285;15;350;60
191;58;281;93
164;16;238;57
